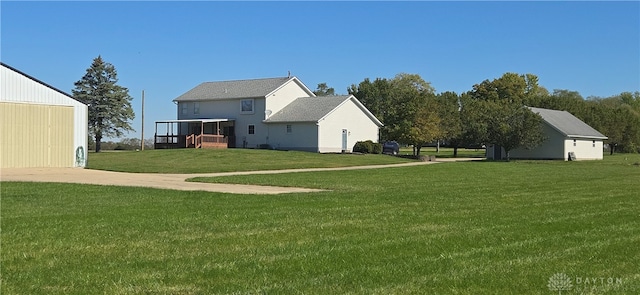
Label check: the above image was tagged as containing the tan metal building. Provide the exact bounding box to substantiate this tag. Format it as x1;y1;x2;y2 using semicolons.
1;62;88;168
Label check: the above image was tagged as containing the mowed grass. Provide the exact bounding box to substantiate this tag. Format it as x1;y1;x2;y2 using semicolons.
86;149;415;173
400;146;487;158
2;154;640;294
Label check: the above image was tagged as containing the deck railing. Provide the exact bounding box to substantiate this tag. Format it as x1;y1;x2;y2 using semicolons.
201;135;228;149
155;134;180;144
155;134;231;149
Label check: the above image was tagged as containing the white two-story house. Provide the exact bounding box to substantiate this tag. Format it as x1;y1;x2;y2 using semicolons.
154;76;382;153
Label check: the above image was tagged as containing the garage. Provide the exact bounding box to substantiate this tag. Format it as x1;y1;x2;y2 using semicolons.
1;62;88;168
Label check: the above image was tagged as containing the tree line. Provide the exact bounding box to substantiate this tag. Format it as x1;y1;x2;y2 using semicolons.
317;72;639;157
87;137;154;151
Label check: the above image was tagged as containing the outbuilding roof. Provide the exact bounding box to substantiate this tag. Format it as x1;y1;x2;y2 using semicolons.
264;95;383;126
1;62;81;103
529;107;607;139
173;76;312;102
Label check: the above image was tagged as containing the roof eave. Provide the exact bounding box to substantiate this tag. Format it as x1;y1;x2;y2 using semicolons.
349;95;384;127
263;119;318;124
264;76;316;98
566;134;608;140
173;95;264;103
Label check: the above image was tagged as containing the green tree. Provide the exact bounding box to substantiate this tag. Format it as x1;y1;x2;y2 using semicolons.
350;73;436;153
458;95;490;148
485;103;546;160
408;97;442;156
619;91;640;114
439;93;490;157
73;56;135;152
590;96;640;154
549;89;585;113
387;73;435;150
313;83;335;96
467;72;547;160
435;91;463;156
471;72;543;105
348;78;393;139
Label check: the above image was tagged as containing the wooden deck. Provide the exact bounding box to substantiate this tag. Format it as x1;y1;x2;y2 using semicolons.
154;134;234;149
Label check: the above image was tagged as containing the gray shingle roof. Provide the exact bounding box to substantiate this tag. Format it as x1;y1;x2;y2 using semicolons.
265;96;352;123
174;77;294;102
529;107;607;139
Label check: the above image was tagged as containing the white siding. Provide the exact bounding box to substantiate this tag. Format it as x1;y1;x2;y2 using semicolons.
177;97;269;148
489;121;605;161
318;98;380;153
1;64;88;167
265;123;319;152
265;79;314;120
565;138;604;160
510;123;566;159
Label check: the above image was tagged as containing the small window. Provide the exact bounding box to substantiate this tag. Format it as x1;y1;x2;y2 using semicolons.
241;99;254;114
286;124;292;133
573;140;577;146
193;102;199;114
248;124;255;135
181;103;188;115
592;140;596;147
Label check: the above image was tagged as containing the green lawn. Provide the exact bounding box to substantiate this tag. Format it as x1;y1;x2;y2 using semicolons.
2;154;639;294
400;146;487;158
86;149;415;173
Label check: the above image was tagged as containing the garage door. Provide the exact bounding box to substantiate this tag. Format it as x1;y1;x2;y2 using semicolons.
1;102;74;168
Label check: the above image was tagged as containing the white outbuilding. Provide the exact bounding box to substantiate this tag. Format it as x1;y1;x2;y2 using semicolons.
487;107;607;161
1;62;88;168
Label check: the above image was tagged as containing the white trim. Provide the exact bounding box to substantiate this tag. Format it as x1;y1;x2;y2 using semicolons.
265;77;316;98
156;119;231;124
240;98;254;114
316;95;384;127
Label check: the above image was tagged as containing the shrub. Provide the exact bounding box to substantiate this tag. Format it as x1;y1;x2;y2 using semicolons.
353;140;382;154
372;142;383;154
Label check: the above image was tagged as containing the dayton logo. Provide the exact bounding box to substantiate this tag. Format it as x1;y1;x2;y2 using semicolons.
548;273;573;294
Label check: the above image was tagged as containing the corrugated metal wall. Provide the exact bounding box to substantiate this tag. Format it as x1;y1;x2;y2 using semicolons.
1;102;74;168
1;64;87;167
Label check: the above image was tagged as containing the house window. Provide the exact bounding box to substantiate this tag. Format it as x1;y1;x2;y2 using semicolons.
286;124;292;133
593;140;596;147
181;103;188;115
193;102;199;114
248;124;255;135
573;140;577;146
241;99;254;114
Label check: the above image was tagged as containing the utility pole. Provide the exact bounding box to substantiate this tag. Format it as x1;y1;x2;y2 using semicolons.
141;90;145;151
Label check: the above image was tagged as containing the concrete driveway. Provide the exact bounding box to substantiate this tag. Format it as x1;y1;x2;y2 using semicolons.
1;158;481;194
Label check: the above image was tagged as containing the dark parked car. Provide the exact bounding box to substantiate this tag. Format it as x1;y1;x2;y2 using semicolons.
382;141;400;155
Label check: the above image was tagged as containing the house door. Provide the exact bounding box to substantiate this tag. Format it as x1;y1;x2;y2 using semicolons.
493;145;502;160
342;129;348;152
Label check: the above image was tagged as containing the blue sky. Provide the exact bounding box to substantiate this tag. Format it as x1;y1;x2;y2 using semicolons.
2;1;639;141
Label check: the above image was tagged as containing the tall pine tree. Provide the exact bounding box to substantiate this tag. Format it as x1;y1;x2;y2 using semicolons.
73;56;134;152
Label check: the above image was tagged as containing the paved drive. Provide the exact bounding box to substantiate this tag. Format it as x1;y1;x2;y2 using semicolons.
1;158;481;194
